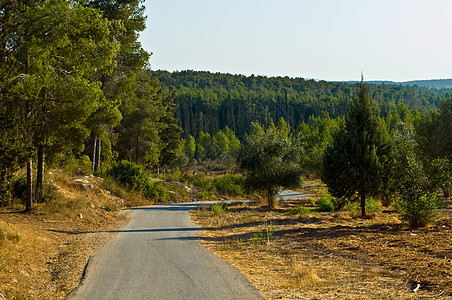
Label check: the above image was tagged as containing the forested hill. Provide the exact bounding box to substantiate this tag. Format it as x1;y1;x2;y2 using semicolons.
152;70;451;139
344;79;452;89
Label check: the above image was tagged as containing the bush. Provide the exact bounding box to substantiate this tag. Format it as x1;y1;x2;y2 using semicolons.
49;152;92;175
188;174;213;191
213;174;245;196
290;206;311;215
317;191;335;212
211;202;228;214
144;181;169;203
395;192;441;228
106;160;168;202
107;160;148;190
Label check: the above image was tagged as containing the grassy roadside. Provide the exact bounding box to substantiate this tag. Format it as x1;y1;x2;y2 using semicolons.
191;180;452;299
0;170;150;299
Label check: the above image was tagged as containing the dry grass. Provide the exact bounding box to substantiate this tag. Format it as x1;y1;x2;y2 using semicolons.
191;182;452;300
0;169;150;299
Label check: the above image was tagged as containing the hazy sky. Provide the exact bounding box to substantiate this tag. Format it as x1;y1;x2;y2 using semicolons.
139;0;452;82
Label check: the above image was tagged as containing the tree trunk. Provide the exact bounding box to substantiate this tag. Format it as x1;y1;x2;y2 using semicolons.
36;145;44;203
94;138;101;172
92;135;98;170
360;192;366;217
92;135;101;172
25;158;33;212
268;188;276;209
442;183;451;199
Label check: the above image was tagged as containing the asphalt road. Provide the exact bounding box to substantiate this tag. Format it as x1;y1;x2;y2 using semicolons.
70;203;263;300
276;190;307;201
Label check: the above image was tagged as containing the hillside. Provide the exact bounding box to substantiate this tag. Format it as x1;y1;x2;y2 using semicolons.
345;79;452;89
152;70;451;139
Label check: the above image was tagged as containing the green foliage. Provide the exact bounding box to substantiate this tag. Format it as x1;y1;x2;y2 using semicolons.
395;193;441;228
322;80;394;216
251;222;275;245
289;206;311;215
415;97;452;197
237;118;304;208
317;191;336;212
211;203;228;215
298;113;342;176
107;160;148;189
106;160;168;202
49;153;93;175
153;70;446;141
145;181;169;203
213;174;245;196
392;122;443;227
345;197;382;213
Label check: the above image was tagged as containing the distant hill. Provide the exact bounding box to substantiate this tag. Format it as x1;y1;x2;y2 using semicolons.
343;79;452;89
153;70;451;139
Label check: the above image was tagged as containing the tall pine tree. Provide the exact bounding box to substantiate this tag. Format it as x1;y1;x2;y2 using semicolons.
322;77;394;216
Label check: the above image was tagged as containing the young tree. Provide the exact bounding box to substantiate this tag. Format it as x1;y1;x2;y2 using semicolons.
237;118;304;208
322;79;394;216
415;97;452;197
393;122;441;227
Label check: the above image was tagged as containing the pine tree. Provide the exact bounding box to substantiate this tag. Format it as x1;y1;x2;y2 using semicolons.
321;78;394;216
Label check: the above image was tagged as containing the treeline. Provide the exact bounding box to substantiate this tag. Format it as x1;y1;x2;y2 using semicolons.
152;70;451;139
0;0;180;209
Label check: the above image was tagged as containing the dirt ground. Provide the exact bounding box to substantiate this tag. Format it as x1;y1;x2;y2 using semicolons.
192;191;452;299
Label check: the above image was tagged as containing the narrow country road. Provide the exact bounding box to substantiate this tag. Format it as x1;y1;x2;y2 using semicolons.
276;190;307;201
70;203;263;300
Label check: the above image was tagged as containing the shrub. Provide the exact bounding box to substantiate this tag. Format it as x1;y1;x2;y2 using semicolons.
290;206;311;215
144;181;169;203
395;192;441;228
211;202;228;214
49;152;92;175
317;191;335;212
213;174;245;196
189;174;213;191
107;160;148;190
106;160;168;202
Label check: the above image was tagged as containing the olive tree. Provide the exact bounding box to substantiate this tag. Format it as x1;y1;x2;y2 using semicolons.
237;118;304;208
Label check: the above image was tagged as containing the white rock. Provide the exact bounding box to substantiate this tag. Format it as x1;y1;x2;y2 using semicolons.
74;178;90;184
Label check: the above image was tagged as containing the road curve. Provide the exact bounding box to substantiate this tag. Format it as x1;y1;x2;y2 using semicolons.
70;203;263;300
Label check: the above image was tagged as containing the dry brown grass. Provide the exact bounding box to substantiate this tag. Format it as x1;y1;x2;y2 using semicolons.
0;169;151;299
191;182;452;300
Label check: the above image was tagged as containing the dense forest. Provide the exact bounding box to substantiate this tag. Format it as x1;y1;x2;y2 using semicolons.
152;70;451;139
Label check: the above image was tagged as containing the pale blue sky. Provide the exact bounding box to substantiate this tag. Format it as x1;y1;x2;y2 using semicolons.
139;0;452;82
